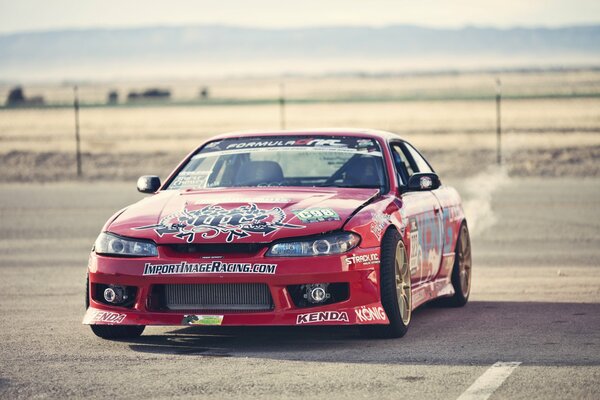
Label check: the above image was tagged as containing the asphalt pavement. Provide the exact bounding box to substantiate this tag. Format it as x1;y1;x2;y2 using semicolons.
0;177;598;399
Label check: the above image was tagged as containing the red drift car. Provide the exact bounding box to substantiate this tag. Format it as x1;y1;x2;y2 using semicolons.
84;129;471;339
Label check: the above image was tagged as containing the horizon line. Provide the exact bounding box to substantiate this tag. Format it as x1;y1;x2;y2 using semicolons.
1;21;599;37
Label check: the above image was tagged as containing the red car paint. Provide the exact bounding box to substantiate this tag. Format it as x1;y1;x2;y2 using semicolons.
83;129;465;327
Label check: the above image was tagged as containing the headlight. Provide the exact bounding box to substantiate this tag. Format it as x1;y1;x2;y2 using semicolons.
94;232;158;257
265;232;360;257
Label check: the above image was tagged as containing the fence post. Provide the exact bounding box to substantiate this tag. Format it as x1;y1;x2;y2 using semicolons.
279;82;286;130
74;86;82;177
495;78;502;165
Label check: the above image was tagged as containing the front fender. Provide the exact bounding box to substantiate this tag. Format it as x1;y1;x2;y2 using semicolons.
345;195;407;248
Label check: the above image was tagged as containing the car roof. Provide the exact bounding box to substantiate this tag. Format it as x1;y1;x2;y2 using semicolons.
209;128;406;142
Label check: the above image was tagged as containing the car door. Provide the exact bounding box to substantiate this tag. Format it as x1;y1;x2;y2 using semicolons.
390;142;444;285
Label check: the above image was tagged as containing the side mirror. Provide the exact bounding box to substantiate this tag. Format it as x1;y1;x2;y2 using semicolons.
137;175;161;194
407;173;441;191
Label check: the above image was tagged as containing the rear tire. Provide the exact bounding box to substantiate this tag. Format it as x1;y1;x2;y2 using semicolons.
434;223;472;307
90;324;145;339
360;229;411;338
85;274;90;309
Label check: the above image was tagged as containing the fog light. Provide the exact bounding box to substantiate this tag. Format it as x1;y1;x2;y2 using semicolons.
311;287;326;302
303;283;330;304
103;286;127;304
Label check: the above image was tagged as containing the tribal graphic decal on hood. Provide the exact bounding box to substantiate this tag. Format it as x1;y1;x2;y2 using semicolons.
134;203;304;243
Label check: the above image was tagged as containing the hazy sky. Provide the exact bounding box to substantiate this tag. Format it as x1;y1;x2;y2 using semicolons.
0;0;598;34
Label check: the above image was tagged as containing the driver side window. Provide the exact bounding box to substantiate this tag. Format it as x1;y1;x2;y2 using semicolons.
403;142;433;174
391;141;436;188
391;144;413;186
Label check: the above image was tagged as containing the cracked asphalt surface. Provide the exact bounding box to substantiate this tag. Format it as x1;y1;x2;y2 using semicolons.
0;178;599;399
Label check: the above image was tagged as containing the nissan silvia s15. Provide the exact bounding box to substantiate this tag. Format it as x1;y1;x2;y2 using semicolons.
84;129;471;339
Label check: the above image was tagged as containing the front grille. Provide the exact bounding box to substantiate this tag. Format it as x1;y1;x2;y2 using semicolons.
164;243;266;255
157;283;274;312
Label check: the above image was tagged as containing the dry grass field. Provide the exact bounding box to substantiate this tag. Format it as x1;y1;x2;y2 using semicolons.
2;69;599;104
1;70;599;181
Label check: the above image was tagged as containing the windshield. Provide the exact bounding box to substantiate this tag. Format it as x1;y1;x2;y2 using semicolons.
166;136;386;190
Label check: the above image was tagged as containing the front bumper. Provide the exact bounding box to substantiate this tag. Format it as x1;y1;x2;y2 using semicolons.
83;246;389;327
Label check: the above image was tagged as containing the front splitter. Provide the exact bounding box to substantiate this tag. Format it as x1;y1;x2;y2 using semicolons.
83;302;390;327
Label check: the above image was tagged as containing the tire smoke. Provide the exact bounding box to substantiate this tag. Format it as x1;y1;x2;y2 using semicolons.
462;166;509;236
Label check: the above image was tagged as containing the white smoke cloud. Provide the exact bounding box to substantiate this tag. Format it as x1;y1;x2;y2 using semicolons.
462;166;509;236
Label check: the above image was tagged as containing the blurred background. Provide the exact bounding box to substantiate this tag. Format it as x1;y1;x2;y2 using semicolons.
0;0;598;182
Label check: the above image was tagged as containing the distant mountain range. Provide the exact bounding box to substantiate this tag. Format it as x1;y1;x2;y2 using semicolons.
1;24;599;81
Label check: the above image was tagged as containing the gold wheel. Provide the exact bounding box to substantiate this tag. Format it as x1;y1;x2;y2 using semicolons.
458;225;472;297
395;242;411;325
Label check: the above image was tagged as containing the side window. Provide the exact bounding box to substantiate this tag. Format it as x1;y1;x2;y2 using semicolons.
391;144;413;185
402;142;433;173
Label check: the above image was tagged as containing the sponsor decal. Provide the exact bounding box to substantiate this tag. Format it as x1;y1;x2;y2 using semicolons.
201;137;381;154
406;213;444;280
370;212;390;241
442;255;455;273
409;217;422;276
225;138;346;150
355;306;387;323
90;311;126;324
356;138;376;149
443;206;459;249
424;248;440;281
188;145;385;164
134;203;304;243
169;171;209;189
293;207;340;223
143;261;277;276
296;311;349;325
419;176;433;189
346;253;380;266
192;147;381;160
399;206;408;237
182;315;224;326
412;290;426;305
204;141;220;149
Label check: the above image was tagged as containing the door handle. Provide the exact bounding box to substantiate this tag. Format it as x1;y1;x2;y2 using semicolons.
433;206;440;214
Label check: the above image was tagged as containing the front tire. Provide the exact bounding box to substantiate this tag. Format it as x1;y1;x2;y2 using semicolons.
86;274;145;339
360;229;411;338
90;324;145;340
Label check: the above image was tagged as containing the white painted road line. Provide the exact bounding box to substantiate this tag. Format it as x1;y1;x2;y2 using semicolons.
457;361;521;400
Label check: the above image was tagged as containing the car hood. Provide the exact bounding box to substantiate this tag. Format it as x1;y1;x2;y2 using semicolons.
108;187;380;244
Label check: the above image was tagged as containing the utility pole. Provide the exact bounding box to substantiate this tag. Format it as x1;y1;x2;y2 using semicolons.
495;78;502;165
74;86;82;177
279;82;286;130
